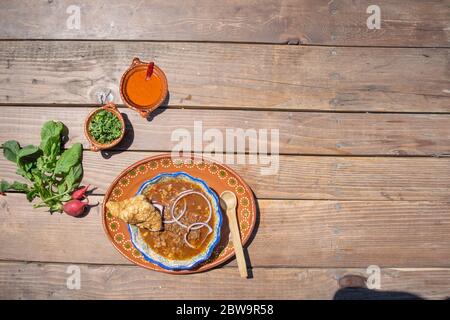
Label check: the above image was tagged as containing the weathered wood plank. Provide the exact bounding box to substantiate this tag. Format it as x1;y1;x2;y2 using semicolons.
0;41;448;112
1;261;449;299
2;152;450;201
0;0;448;47
1;106;450;156
1;194;449;267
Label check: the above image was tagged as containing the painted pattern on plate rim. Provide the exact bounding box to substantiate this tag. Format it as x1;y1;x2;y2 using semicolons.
102;154;256;274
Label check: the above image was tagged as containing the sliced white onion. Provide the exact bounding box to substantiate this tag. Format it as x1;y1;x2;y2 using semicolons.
165;198;187;225
170;190;212;230
151;201;164;215
152;188;214;249
184;222;213;249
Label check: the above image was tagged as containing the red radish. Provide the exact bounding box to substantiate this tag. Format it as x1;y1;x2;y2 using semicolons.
64;199;89;216
72;185;90;200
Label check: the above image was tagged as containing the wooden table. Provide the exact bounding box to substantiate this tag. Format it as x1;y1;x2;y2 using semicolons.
0;1;449;300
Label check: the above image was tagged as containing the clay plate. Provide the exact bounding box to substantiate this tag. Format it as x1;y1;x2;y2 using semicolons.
102;154;257;274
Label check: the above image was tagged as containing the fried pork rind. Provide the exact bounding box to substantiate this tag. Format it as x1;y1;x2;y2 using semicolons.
106;195;162;231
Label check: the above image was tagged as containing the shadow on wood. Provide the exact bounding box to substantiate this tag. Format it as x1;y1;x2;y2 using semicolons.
101;113;135;158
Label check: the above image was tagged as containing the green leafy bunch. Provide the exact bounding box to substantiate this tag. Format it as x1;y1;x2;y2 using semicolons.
0;121;83;212
88;110;122;144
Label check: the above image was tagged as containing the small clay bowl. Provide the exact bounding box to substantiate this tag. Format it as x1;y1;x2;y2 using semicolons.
84;102;125;151
120;57;168;118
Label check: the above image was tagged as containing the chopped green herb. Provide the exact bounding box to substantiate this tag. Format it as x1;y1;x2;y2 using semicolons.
88;110;123;144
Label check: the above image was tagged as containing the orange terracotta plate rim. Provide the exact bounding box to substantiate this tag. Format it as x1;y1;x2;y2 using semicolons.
102;153;257;274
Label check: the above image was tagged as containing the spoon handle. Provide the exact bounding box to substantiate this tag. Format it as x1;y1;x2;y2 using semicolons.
226;207;248;278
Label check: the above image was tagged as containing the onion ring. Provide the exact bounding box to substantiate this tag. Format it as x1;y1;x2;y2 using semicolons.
184;222;213;249
153;188;214;249
170;191;212;230
164;197;187;225
151;201;164;215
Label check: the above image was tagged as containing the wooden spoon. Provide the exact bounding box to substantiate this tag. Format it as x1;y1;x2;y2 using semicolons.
220;190;248;278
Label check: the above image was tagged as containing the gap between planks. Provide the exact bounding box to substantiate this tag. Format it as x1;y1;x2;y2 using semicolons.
2;104;450;115
2;258;450;271
1;39;449;50
2;147;450;158
0;0;449;47
1;261;449;299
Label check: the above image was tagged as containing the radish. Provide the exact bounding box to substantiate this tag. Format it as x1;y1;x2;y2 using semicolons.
72;185;90;200
63;198;89;216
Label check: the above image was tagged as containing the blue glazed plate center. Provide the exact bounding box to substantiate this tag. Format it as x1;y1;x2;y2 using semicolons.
128;172;222;270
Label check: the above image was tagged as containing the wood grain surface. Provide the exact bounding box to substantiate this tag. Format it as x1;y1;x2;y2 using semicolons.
1;194;449;268
1;261;449;299
1;0;449;300
0;41;448;112
1;106;450;156
2;152;450;201
0;0;448;47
